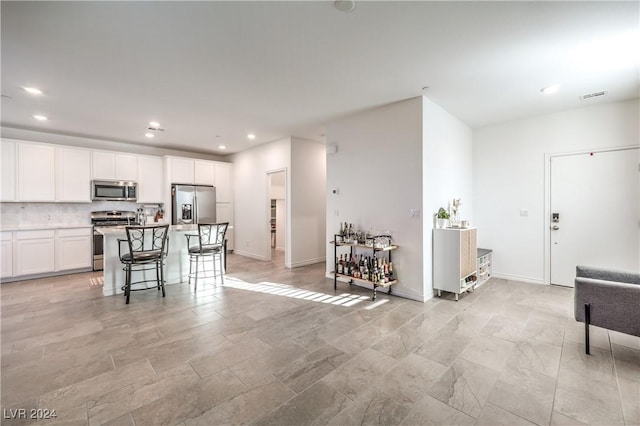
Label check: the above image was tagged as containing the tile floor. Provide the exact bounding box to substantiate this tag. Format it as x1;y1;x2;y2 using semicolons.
1;252;638;426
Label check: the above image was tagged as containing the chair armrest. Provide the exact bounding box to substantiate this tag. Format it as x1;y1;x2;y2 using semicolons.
574;277;640;337
576;265;640;285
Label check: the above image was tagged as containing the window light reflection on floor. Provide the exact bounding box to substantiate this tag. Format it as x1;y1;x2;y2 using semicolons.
223;276;373;307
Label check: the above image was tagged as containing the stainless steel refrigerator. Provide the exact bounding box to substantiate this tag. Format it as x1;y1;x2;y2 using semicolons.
171;184;216;225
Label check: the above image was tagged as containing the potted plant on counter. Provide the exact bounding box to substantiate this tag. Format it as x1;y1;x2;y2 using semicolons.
436;207;450;229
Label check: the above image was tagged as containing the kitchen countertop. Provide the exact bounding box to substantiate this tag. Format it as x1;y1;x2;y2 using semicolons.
96;224;200;236
0;223;93;232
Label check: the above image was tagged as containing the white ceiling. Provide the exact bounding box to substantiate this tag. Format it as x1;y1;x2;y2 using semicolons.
2;1;638;156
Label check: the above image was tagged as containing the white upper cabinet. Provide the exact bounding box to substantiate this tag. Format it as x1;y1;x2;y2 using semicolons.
1;139;16;201
17;142;55;201
194;161;215;186
92;151;116;180
137;155;164;203
56;146;91;202
92;151;138;181
169;157;195;184
215;162;232;202
115;153;138;181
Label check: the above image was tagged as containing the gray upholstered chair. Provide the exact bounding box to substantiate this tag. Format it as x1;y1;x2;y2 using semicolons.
574;265;640;354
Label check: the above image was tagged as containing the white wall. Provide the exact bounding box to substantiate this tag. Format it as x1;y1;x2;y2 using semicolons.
326;97;424;301
422;97;474;298
232;137;291;262
290;137;326;267
473;98;640;283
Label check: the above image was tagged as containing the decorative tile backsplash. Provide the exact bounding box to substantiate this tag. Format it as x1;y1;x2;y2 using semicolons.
0;201;153;227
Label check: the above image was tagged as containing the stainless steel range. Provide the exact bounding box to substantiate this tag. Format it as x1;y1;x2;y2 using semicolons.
91;210;138;271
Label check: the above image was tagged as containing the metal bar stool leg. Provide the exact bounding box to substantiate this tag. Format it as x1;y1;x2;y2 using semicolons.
125;265;132;304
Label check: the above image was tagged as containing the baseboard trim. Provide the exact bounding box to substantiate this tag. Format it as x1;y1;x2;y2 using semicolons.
323;272;427;302
0;267;93;284
234;251;267;262
290;257;325;268
492;272;546;285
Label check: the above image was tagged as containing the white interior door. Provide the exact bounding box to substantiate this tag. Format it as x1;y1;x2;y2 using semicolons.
550;148;640;287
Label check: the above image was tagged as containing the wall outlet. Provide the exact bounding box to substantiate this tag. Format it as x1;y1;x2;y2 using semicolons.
520;210;529;217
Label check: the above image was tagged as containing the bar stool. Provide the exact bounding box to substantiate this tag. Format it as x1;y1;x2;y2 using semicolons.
185;222;229;290
118;225;169;304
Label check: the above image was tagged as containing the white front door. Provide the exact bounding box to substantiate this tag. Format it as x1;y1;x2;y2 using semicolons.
550;148;639;287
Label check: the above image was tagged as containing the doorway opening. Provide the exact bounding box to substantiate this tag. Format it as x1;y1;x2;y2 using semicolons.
267;169;287;264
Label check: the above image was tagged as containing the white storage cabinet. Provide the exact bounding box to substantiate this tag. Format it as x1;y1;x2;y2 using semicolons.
0;232;13;279
17;142;56;201
15;230;55;276
433;227;477;301
55;228;92;271
56;147;91;202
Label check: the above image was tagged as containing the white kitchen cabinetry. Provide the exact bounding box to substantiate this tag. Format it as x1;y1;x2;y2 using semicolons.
92;151;138;181
137;155;164;203
1;232;13;279
55;228;92;271
17;142;56;201
194;161;215;186
215;162;232;203
56;147;91;202
168;157;195;184
15;230;55;276
1;139;16;201
115;154;138;181
433;227;477;301
216;203;234;250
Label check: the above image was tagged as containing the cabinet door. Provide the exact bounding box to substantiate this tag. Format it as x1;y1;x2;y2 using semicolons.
1;139;16;201
214;162;232;202
115;153;138;181
0;233;13;278
170;158;194;184
194;161;215;186
137;156;164;203
17;143;55;201
56;147;91;202
56;236;91;271
92;151;116;180
16;237;55;275
460;229;477;278
216;203;234;250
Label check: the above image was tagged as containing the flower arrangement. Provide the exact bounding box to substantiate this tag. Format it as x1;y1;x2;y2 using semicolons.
449;198;462;226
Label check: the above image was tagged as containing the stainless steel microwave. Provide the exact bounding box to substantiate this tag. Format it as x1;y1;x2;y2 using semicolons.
91;180;137;201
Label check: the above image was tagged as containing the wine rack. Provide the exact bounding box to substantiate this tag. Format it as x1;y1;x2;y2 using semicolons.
331;234;398;301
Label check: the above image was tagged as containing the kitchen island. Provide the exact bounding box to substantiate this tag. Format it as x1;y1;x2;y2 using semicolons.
98;224;214;297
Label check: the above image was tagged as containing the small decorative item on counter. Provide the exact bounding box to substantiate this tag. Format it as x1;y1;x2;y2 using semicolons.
449;198;462;227
436;207;450;229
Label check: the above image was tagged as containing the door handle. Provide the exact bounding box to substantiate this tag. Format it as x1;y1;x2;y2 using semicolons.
552;225;560;230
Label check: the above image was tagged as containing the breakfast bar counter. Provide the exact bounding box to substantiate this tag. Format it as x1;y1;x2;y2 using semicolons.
98;224;199;296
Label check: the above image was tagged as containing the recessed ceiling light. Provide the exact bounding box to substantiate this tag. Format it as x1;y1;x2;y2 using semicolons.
540;85;560;95
334;0;356;12
24;87;43;95
145;133;154;138
247;133;256;140
33;114;48;121
218;145;226;150
149;121;160;127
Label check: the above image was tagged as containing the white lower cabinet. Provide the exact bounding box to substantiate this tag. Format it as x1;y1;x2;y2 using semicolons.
15;230;55;276
1;232;13;278
55;228;92;271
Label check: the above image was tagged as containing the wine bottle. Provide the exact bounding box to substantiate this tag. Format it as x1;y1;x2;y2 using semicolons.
337;255;343;274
